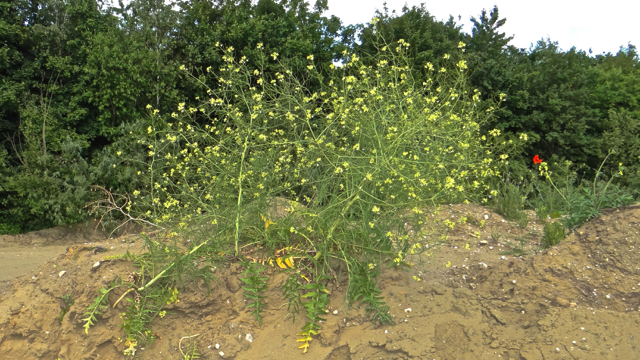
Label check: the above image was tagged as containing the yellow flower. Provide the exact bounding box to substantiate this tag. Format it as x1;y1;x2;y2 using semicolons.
179;65;185;70
271;52;279;60
257;42;263;49
306;54;314;61
372;206;380;213
443;53;450;59
458;41;466;48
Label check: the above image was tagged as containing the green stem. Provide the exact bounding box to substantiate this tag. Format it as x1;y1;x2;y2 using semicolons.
138;237;213;292
593;151;613;210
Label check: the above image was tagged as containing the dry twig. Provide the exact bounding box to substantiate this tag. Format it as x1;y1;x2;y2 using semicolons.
85;185;162;238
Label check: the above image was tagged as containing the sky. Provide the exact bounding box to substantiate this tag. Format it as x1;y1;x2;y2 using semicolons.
320;0;638;55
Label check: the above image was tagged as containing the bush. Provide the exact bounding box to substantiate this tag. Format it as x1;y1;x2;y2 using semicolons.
2;137;96;231
88;34;521;353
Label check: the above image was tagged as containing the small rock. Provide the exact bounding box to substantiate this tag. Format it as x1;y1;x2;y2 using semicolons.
333;310;339;315
490;340;500;348
226;277;240;293
9;303;22;315
479;240;488;245
556;297;571;307
58;271;66;277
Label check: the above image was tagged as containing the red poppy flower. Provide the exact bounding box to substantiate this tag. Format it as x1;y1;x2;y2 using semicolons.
533;155;543;164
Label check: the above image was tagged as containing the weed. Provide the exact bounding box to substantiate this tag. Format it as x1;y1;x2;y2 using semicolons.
82;279;123;334
493;181;528;221
499;235;530;257
84;33;521;354
490;230;502;242
516;215;529;230
535;152;634;232
297;281;330;353
348;263;394;326
281;269;303;322
179;334;201;360
240;261;270;325
57;294;74;322
542;221;566;249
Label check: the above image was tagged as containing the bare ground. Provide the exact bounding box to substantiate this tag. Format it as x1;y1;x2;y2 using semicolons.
1;203;640;359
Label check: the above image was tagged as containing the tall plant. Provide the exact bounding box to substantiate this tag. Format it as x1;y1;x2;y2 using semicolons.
92;22;520;354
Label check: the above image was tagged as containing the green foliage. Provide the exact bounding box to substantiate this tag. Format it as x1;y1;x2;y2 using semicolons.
180;335;201;360
2;137;96;231
533;153;635;232
498;234;530;257
541;221;566;249
349;3;463;71
296;281;329;353
0;216;20;235
348;262;394;325
492;180;528;222
4;1;639;355
83;278;123;334
464;6;515;101
240;262;270;325
57;294;75;323
281;268;303;322
108;33;511;353
120;287;166;350
493;42;640;181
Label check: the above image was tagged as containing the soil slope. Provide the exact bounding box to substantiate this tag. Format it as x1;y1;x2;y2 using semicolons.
1;203;640;359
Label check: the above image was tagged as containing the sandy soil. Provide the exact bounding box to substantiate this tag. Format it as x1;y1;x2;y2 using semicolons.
1;203;640;359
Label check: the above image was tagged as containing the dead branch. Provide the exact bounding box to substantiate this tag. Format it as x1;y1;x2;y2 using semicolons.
85;185;163;238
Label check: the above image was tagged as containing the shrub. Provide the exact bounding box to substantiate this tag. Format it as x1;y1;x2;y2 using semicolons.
90;32;521;354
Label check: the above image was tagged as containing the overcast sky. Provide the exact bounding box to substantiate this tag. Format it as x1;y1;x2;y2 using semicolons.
321;0;638;55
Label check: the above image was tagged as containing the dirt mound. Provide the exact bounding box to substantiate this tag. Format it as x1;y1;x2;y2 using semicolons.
0;220;143;287
1;204;640;359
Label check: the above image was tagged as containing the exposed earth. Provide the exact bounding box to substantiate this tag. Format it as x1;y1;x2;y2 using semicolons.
1;203;640;359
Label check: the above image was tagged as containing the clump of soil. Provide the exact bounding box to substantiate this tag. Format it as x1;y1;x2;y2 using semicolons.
1;203;640;359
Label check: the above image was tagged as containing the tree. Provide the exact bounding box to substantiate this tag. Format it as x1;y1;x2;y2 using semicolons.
348;3;463;70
